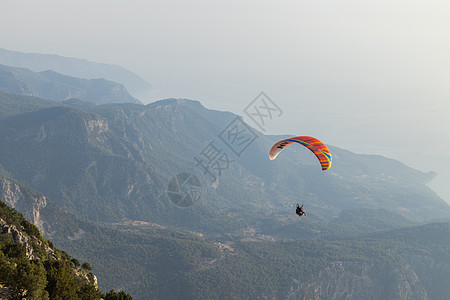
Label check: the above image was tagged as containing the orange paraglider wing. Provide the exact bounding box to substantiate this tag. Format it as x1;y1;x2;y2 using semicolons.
269;136;332;170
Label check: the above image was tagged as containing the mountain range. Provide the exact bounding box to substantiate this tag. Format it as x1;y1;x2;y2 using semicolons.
0;91;446;232
0;48;152;99
0;64;141;105
1;54;450;299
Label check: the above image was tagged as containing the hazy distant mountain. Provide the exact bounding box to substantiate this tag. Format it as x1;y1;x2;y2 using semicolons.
0;48;152;99
0;177;95;242
0;64;141;105
0;96;447;236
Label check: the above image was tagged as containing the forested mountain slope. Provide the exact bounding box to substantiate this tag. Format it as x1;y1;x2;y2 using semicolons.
0;198;131;299
3;177;450;299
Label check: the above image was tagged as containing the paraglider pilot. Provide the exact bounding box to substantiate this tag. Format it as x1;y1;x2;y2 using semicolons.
296;203;306;217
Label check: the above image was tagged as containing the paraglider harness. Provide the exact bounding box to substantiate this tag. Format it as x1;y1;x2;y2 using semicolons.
296;203;306;217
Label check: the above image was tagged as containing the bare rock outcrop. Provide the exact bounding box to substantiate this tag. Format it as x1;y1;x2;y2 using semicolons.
0;178;48;235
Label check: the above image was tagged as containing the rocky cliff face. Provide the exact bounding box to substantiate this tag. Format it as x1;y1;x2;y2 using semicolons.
0;178;47;235
0;199;103;299
0;177;87;241
0;217;57;261
0;218;36;259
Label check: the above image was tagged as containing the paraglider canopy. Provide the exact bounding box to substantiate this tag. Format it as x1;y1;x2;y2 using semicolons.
269;136;332;170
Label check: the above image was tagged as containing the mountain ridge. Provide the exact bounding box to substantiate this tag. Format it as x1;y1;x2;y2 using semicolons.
0;48;152;99
0;94;447;234
0;64;141;105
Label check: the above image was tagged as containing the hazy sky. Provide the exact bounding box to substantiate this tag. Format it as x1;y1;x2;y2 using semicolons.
1;0;449;200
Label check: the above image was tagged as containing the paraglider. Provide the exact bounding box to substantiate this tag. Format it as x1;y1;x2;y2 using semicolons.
296;203;306;217
269;136;332;171
269;136;332;218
